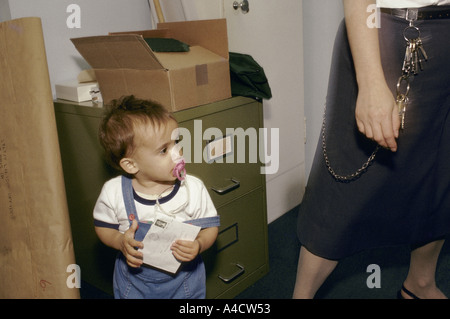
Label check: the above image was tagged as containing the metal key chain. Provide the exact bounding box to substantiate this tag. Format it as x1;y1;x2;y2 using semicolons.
402;25;428;75
398;9;427;130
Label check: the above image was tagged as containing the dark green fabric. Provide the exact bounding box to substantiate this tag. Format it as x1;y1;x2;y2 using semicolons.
229;52;272;100
144;38;190;52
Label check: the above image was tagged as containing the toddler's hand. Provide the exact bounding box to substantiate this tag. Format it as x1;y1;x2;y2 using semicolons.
171;239;201;262
120;219;144;268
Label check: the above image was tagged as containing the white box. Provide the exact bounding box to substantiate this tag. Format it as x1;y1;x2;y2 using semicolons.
55;81;98;102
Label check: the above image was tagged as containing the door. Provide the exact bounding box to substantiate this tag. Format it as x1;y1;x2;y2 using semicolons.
222;0;305;223
153;0;305;223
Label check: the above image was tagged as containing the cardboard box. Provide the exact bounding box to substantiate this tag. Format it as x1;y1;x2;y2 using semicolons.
71;19;231;111
55;81;98;102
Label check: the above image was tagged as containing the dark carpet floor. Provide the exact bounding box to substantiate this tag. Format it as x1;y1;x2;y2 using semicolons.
237;206;450;299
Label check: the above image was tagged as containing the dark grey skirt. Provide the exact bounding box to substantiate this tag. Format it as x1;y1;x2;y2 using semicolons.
297;11;450;260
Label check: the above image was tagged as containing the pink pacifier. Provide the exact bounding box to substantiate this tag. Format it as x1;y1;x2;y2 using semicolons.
172;158;186;181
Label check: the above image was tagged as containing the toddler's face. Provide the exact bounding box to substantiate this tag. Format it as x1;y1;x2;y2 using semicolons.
131;119;182;185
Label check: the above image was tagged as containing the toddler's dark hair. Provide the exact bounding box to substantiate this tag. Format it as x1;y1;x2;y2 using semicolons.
98;95;175;172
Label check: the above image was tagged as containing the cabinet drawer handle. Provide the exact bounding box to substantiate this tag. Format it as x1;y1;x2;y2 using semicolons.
211;179;240;195
218;263;245;283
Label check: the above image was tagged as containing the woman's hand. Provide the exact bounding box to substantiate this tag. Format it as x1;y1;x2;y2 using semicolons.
355;80;400;151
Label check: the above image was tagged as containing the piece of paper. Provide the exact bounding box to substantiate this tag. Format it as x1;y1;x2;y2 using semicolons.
140;217;200;274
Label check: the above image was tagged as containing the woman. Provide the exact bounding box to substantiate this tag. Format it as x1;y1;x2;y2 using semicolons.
294;0;450;299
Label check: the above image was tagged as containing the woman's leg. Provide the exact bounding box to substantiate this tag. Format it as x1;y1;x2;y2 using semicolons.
401;239;447;299
292;246;338;299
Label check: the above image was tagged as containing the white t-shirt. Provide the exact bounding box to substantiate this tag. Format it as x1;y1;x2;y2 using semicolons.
93;174;218;234
377;0;450;8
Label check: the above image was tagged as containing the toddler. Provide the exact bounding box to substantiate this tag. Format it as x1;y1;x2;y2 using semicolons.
93;95;219;299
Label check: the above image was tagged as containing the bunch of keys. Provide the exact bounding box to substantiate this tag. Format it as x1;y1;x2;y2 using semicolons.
397;9;428;131
402;30;428;75
402;9;428;75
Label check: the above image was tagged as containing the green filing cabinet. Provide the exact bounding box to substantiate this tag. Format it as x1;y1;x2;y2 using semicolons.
54;96;269;298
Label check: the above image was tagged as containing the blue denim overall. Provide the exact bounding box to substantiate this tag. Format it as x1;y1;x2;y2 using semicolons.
113;176;219;299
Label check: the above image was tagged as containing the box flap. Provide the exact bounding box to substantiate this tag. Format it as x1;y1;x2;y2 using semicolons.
157;19;229;59
71;35;164;70
109;29;172;39
154;46;226;70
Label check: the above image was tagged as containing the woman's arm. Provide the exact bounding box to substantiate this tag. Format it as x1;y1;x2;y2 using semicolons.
343;0;400;151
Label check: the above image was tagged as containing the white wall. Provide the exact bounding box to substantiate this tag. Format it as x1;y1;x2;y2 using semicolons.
0;0;11;21
3;0;153;97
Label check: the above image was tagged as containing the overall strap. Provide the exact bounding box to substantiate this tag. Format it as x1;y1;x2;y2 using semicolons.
187;216;221;229
121;175;139;224
121;175;151;242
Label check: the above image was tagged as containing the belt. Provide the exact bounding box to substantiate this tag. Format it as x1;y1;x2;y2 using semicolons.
380;7;450;19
